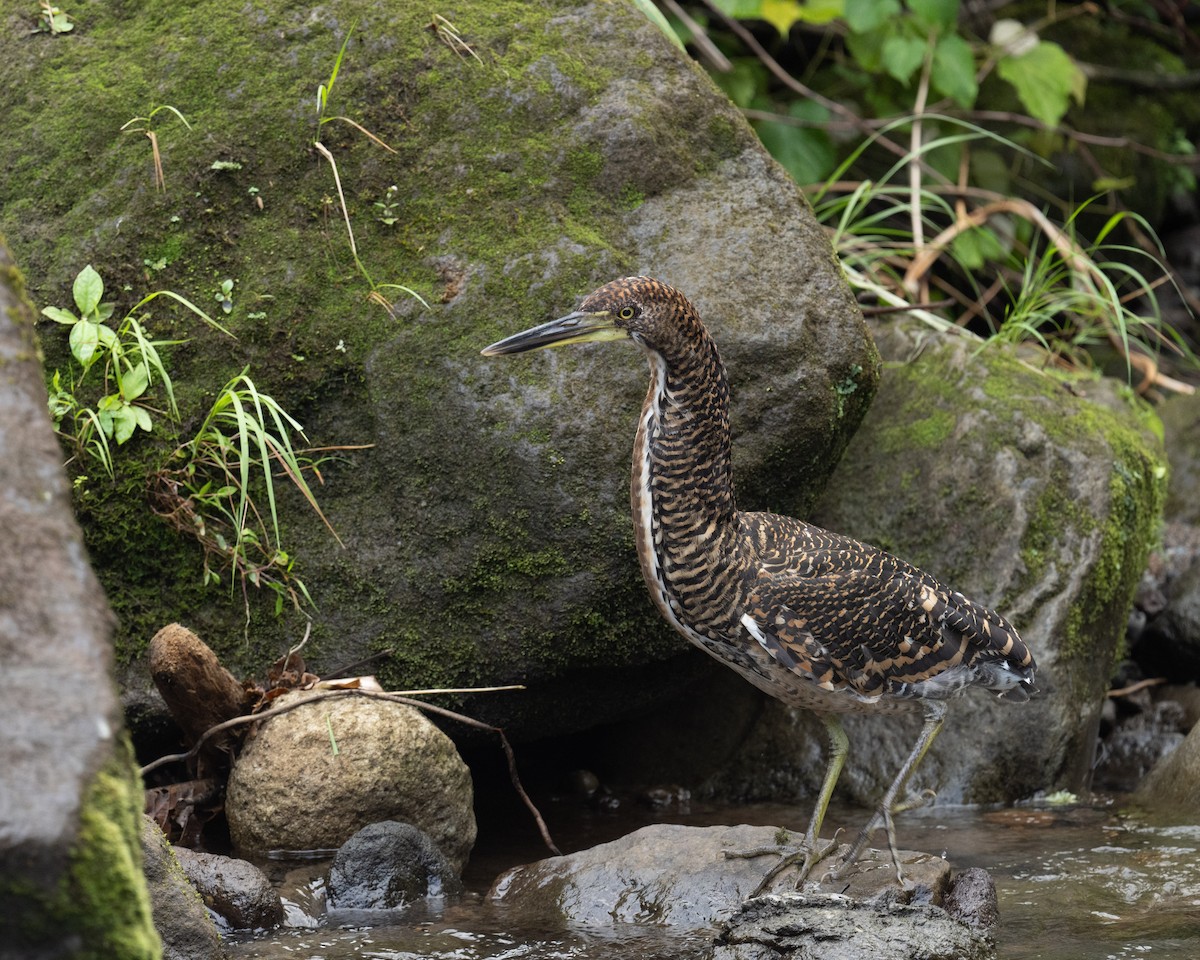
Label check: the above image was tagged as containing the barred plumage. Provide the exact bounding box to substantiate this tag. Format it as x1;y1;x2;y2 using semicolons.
483;277;1038;888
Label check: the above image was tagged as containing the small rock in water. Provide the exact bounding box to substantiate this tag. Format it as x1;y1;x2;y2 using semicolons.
943;867;1000;929
172;846;284;931
713;892;995;960
327;821;463;912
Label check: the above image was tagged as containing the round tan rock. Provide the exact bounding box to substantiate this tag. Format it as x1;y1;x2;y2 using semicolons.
225;693;475;872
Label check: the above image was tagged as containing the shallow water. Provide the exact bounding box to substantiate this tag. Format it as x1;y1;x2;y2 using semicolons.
225;798;1200;960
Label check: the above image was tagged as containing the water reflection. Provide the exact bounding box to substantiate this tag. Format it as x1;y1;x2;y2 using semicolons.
225;799;1200;960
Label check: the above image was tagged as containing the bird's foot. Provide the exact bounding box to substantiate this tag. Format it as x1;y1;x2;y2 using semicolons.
745;834;840;897
828;788;939;885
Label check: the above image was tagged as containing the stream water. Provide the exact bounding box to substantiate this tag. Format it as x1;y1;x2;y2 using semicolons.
224;797;1200;960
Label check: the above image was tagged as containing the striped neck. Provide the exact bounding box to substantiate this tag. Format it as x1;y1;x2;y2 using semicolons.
637;331;736;529
629;324;738;639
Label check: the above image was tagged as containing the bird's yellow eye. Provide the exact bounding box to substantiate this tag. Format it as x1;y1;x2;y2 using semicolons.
618;306;636;321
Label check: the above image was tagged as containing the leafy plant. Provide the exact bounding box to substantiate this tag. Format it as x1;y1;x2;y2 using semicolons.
121;105;192;192
214;278;235;314
808;127;1194;391
374;185;401;226
35;1;73;34
42;264;226;475
655;2;1197;392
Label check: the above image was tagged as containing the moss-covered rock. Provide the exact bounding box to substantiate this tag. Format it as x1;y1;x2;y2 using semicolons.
703;322;1166;805
0;240;160;959
0;1;875;739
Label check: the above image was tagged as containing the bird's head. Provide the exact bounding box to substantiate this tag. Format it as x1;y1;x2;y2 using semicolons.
481;277;697;358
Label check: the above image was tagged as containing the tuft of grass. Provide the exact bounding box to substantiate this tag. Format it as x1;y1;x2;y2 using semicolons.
152;370;344;624
808;118;1196;394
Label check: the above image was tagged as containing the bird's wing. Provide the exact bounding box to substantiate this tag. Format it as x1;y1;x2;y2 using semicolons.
742;560;1029;701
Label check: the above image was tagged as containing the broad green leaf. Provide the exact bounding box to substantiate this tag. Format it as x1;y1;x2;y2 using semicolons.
996;40;1086;128
69;320;101;365
950;226;1007;270
73;265;104;317
881;32;926;84
931;32;977;107
909;0;958;30
784;0;843;26
122;363;149;401
845;26;885;71
111;405;138;444
754;104;836;185
96;302;116;323
133;406;153;433
843;0;899;33
741;0;843;34
710;60;767;109
41;306;78;325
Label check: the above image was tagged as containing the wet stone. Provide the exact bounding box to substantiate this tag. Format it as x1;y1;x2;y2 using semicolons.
327;821;464;913
712;892;995;960
490;823;959;931
139;818;222;960
172;846;283;931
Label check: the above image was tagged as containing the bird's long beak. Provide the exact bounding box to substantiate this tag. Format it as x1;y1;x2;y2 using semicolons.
481;311;627;356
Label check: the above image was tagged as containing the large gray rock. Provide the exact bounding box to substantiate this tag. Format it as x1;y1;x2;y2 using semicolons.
0;0;876;741
694;322;1167;807
225;693;476;871
139;818;223;960
490;823;952;928
491;823;991;958
0;242;161;959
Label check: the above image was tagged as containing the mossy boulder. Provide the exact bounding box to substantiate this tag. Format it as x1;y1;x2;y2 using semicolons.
703;322;1166;805
0;1;876;738
0;243;160;959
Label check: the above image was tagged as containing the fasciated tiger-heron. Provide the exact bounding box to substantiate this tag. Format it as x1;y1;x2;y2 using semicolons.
482;277;1037;889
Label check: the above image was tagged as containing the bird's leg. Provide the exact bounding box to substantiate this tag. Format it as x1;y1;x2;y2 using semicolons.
746;714;848;896
830;700;947;885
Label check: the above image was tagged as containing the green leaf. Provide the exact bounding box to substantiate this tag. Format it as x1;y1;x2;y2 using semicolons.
42;306;78;325
881;32;926;84
710;60;767;109
845;26;885;71
930;32;977;107
723;0;844;35
996;40;1086;128
909;0;958;30
843;0;899;33
133;406;153;433
73;265;104;318
110;405;138;444
950;226;1007;270
69;321;101;365
754;102;835;185
780;0;843;26
122;363;149;401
